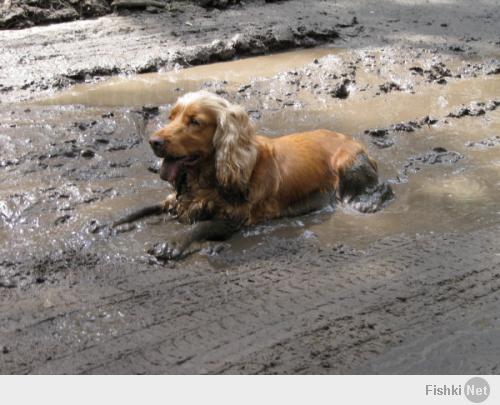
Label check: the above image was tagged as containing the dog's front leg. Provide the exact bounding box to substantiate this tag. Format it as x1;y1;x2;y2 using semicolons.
148;219;239;260
112;203;165;227
112;193;177;227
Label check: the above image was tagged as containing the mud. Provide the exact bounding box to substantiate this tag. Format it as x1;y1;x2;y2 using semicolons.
0;0;246;30
1;0;500;375
0;0;351;103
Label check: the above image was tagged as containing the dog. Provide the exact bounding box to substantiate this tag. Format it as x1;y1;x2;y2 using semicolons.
114;90;392;259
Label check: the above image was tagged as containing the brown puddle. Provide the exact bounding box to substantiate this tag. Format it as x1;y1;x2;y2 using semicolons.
4;48;500;262
234;109;500;250
36;48;336;107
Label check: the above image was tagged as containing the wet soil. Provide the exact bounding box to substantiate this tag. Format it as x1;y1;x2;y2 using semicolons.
0;0;348;103
0;0;244;30
1;0;500;374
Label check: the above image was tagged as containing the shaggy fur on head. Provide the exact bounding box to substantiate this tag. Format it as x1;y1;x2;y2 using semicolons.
180;91;257;194
149;90;382;225
173;91;257;194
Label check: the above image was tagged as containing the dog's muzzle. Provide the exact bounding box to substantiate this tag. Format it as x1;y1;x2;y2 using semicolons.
149;135;166;157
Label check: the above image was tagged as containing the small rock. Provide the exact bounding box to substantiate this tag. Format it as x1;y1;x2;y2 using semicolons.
391;122;419;132
238;84;251;93
420;116;438;125
379;81;401;93
80;149;95;159
248;110;262;120
0;279;17;289
409;66;424;75
448;105;486;118
55;214;71;225
330;80;350;99
142;105;159;119
364;128;388;137
372;138;394;149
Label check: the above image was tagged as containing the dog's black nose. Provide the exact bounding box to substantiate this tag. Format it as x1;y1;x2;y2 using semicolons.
149;136;165;154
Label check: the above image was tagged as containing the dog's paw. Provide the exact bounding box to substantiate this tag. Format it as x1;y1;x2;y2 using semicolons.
163;193;178;215
147;236;190;260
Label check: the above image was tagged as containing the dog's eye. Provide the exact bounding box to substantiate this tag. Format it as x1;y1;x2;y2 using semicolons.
188;116;200;126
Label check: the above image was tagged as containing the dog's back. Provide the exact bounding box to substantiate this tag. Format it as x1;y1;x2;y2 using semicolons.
254;129;391;215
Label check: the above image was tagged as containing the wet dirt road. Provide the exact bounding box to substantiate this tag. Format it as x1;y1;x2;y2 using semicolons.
1;0;500;374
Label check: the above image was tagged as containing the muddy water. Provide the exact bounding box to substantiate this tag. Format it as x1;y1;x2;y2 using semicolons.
260;76;500;134
37;48;336;107
235;109;500;250
4;48;500;266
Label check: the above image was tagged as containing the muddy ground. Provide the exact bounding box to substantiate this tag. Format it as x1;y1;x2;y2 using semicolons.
0;0;245;30
1;0;500;374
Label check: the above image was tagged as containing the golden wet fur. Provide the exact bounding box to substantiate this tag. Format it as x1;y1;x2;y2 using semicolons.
149;90;378;226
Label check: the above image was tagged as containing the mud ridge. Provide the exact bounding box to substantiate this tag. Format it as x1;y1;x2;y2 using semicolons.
0;0;251;30
0;0;352;103
364;99;500;149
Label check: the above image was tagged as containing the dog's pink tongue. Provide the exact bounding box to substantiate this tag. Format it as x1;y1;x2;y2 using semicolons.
160;159;184;184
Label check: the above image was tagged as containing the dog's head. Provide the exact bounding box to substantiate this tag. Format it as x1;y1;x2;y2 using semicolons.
150;91;257;195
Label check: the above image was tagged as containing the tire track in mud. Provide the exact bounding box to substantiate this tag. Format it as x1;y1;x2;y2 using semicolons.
1;224;500;374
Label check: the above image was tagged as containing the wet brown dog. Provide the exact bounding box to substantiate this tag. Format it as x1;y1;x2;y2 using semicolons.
115;91;391;259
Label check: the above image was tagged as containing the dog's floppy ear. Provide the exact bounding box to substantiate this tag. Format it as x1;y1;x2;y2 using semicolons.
213;104;257;196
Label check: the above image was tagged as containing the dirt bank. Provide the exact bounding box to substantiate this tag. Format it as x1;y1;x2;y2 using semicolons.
0;0;245;30
1;0;499;105
0;0;352;104
1;0;500;374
